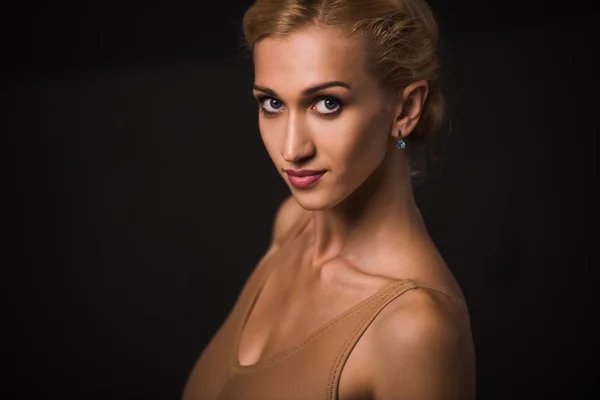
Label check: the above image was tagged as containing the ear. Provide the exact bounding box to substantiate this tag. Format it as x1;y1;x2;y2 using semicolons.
392;80;429;139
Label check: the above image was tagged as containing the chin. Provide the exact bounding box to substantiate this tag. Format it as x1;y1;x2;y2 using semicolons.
289;187;347;211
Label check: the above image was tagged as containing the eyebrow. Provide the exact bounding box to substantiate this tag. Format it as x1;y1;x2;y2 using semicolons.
252;81;352;98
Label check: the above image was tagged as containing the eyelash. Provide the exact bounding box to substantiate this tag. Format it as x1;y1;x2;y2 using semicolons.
255;94;343;117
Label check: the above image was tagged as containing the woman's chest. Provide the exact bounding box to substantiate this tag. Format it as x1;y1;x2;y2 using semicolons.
237;250;387;368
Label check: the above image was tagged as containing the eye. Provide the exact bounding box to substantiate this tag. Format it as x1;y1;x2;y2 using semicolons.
261;97;284;113
313;97;342;115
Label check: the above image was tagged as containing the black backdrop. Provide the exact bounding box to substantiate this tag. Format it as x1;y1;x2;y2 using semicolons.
6;1;599;399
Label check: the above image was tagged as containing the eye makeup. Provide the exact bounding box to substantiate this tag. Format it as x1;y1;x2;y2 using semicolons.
254;93;345;117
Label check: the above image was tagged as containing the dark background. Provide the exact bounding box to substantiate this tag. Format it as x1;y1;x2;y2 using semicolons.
6;1;599;399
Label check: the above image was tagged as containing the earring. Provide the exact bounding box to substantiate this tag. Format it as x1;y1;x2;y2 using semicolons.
396;131;406;149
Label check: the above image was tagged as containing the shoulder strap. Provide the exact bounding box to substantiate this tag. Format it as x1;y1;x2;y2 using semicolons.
325;279;470;399
325;279;419;400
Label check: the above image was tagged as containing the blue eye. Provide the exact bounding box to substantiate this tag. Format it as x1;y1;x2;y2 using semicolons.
261;98;284;113
313;98;341;115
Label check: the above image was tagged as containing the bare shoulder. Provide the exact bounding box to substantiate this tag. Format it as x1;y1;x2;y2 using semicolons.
372;287;470;350
363;286;476;399
270;195;310;248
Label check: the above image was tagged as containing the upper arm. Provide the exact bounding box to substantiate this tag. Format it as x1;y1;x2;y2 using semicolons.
269;195;308;249
366;289;476;400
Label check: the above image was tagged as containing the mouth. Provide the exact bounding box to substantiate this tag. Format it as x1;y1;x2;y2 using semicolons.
284;169;327;189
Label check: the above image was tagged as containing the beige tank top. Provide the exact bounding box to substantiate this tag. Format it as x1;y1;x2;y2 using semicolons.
182;253;466;399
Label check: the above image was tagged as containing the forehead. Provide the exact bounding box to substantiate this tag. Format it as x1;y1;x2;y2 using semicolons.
253;25;371;92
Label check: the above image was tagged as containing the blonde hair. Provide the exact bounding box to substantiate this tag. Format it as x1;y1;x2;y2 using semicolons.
242;0;446;179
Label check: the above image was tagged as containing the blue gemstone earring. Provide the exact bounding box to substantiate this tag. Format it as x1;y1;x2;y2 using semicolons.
396;133;406;149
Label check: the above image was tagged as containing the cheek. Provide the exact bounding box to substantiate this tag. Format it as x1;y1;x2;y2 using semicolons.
325;118;388;179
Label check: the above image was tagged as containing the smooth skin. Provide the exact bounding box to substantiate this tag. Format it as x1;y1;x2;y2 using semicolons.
236;24;475;399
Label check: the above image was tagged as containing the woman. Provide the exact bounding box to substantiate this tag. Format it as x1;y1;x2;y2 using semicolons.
183;0;475;398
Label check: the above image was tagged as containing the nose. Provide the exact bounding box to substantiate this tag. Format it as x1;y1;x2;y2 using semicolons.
281;116;315;163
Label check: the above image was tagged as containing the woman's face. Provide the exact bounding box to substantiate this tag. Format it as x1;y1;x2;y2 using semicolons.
253;25;396;210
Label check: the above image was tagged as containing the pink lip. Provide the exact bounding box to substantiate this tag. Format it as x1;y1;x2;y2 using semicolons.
285;169;326;189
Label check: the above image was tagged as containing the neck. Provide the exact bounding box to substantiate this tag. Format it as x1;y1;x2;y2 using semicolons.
307;143;428;272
